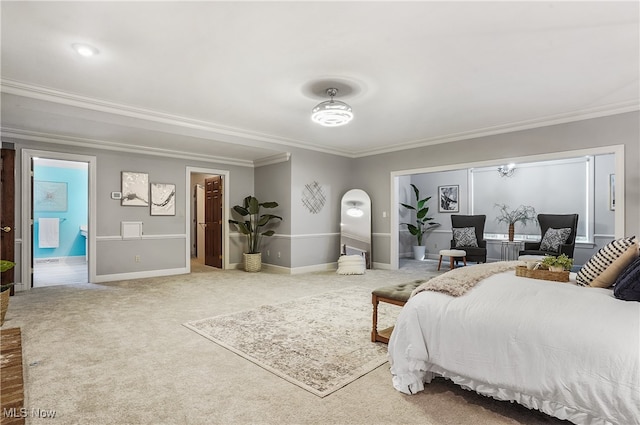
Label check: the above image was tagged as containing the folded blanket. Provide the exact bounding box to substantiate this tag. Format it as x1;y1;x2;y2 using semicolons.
412;261;521;297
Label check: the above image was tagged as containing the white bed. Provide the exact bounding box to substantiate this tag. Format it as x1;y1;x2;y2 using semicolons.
388;268;640;425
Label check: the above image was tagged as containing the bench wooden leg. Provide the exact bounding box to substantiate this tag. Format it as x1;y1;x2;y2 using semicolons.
437;255;443;271
449;256;455;269
371;294;379;342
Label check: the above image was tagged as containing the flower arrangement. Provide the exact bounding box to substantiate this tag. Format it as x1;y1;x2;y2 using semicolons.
494;204;537;225
494;204;537;241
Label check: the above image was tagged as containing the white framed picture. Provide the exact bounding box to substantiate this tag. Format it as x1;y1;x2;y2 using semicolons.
121;172;149;206
438;185;459;213
150;183;176;216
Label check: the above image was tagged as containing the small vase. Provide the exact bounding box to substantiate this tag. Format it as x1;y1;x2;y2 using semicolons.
549;265;564;272
508;223;515;242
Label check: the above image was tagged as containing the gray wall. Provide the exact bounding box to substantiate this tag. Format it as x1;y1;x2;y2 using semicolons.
6;111;638;279
352;111;640;267
289;148;352;269
8;137;254;283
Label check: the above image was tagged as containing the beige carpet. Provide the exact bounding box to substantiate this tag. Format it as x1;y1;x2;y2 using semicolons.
0;259;569;425
185;286;394;397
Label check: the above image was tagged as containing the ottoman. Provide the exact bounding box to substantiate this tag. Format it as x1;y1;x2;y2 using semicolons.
371;280;425;343
438;249;467;271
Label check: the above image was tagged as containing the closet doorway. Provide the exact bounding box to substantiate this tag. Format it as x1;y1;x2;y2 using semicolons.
187;168;229;270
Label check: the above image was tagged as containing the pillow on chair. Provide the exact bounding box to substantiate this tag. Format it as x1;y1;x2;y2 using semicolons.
539;227;572;252
452;227;478;248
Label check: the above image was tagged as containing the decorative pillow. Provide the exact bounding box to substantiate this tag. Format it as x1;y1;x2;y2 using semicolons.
613;257;640;301
539;227;572;252
452;227;478;248
576;237;638;287
336;255;366;275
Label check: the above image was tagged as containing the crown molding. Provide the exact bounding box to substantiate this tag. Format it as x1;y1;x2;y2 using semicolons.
352;100;639;158
0;128;256;168
253;152;291;167
0;78;352;158
2;79;637;160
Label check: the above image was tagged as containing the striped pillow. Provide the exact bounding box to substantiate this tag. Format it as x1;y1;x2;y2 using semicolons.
576;236;638;287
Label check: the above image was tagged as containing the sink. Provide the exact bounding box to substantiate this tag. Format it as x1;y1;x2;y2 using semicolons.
80;225;88;238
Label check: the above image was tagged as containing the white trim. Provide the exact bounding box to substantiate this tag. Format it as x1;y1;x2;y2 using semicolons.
390;145;625;270
352;102;638;158
185;167;230;271
254;152;291;167
4;79;636;160
21;149;97;289
94;267;188;283
4;128;254;168
96;234;186;241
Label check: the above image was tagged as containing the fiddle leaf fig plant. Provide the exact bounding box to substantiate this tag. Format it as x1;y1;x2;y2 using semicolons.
400;183;440;246
228;196;282;254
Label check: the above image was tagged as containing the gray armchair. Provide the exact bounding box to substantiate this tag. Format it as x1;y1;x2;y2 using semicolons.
450;215;487;264
519;214;579;258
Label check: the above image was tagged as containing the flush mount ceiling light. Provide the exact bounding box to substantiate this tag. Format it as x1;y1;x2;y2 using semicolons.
497;163;516;177
346;203;364;218
72;43;99;58
311;88;353;127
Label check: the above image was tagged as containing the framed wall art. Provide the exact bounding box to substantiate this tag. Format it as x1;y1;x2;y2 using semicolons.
438;185;459;213
121;172;149;206
150;183;176;216
34;180;68;212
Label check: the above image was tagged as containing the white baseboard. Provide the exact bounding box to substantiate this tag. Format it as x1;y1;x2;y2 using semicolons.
93;267;188;283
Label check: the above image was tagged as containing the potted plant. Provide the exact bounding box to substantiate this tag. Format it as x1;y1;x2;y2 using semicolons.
400;184;440;260
494;204;537;241
1;259;16;325
541;254;574;272
229;196;282;272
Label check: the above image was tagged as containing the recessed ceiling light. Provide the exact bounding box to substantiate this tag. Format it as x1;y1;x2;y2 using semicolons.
72;43;99;58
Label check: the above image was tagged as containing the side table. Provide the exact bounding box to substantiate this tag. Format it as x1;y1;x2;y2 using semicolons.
501;241;523;261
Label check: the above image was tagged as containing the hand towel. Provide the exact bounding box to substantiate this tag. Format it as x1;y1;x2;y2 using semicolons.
39;218;60;248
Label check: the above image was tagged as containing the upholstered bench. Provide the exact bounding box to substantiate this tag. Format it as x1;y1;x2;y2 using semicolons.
438;249;467;271
371;280;426;343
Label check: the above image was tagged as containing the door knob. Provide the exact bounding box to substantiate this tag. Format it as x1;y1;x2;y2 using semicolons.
1;226;11;233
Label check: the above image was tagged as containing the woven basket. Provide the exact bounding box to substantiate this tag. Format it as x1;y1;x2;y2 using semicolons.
243;253;262;272
0;289;9;325
515;265;569;282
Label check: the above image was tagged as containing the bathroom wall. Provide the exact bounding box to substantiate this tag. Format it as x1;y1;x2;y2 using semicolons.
33;159;88;259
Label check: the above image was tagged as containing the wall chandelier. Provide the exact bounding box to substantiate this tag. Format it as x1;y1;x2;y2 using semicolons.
497;163;516;177
311;88;353;127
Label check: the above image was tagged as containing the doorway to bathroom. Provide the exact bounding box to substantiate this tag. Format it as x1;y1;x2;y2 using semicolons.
21;150;97;289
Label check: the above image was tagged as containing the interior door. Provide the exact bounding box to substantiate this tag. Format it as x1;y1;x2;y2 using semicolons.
204;176;222;268
1;147;16;294
195;185;205;262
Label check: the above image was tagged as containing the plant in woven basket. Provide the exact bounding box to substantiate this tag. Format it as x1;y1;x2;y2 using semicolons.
494;204;537;241
541;254;573;271
229;196;283;254
1;259;15;325
1;260;15;292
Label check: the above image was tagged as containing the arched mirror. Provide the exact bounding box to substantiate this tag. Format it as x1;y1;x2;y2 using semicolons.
340;189;372;268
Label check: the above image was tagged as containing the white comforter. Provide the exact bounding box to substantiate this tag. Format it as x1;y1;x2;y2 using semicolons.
388;270;640;425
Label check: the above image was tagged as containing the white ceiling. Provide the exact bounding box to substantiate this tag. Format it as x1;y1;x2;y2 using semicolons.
1;1;638;165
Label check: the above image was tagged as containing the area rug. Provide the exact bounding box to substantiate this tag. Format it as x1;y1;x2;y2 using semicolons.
183;286;396;397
